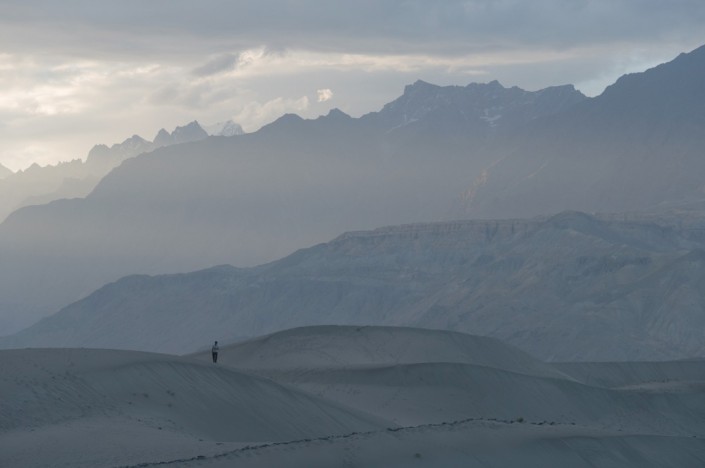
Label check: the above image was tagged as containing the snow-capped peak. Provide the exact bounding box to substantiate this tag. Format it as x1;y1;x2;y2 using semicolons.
203;120;244;137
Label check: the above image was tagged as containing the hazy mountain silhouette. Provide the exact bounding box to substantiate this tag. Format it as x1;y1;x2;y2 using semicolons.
3;45;705;337
461;44;705;218
363;79;584;137
0;82;582;333
6;210;705;361
203;120;244;137
0;121;218;224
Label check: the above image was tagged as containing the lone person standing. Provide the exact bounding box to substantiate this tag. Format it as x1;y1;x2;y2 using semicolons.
212;340;219;363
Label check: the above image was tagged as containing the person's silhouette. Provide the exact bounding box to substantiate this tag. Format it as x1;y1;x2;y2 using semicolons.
211;341;219;363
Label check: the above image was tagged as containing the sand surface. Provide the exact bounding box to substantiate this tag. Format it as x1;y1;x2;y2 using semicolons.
4;326;705;467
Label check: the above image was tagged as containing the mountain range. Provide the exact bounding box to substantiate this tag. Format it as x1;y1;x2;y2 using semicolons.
1;44;705;350
460;44;705;218
0;120;240;224
0;79;583;333
6;210;705;361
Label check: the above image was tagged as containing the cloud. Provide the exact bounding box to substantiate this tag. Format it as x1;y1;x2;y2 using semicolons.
234;96;310;132
192;53;239;77
0;56;106;116
1;1;704;59
317;89;333;102
1;0;704;169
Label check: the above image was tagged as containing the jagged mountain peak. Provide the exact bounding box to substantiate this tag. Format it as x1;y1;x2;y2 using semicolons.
466;79;504;90
152;128;172;147
258;113;306;133
122;134;149;146
277;113;305;123
170;120;208;144
313;108;352;124
87;143;110;159
463;43;705;220
153;121;209;147
324;108;351;119
368;78;586;133
536;83;583;97
175;120;204;133
87;121;211;169
203;120;244;137
402;79;440;94
87;134;151;161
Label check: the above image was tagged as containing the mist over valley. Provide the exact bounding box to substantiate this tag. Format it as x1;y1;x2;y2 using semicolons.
3;8;705;464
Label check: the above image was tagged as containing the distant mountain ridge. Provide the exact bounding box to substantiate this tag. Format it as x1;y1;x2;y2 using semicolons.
203;120;245;137
7;210;705;361
0;80;583;333
0;120;238;225
2;44;705;339
86;120;234;169
460;44;705;218
364;79;585;136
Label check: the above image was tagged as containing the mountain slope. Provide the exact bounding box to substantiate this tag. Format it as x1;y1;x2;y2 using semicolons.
0;121;213;226
203;120;244;137
0;82;581;333
363;79;585;136
462;44;705;218
7;211;705;361
3;45;705;338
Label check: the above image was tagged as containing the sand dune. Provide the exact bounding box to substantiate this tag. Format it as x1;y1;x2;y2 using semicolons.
555;360;705;388
192;325;567;379
190;325;705;466
191;327;705;429
0;348;388;467
256;362;705;434
5;327;705;467
118;420;705;468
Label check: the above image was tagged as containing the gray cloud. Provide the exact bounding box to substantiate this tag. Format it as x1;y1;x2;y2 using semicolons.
0;0;704;169
192;54;240;77
1;1;704;58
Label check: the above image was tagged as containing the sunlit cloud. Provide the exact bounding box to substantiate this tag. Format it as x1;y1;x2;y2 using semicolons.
234;96;310;132
0;0;704;169
317;89;333;102
0;59;104;116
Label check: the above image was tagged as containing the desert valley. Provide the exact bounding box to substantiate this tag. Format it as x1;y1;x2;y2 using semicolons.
2;4;705;465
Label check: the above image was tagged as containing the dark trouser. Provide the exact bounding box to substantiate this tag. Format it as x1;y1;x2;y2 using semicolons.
212;352;218;363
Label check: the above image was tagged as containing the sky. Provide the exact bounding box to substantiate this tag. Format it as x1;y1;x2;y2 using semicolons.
1;0;704;171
